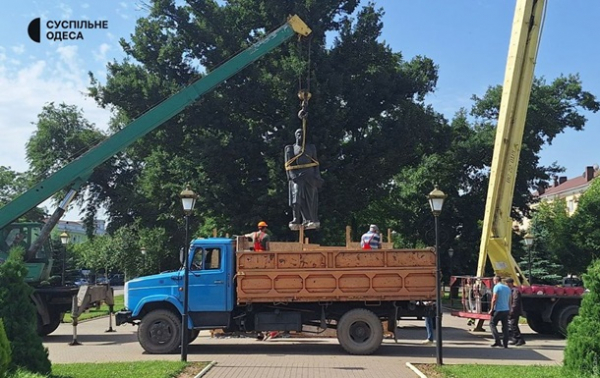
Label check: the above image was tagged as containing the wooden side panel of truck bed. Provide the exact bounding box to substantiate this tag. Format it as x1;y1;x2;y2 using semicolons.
236;248;436;304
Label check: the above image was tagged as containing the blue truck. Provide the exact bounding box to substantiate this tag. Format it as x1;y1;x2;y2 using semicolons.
116;237;437;355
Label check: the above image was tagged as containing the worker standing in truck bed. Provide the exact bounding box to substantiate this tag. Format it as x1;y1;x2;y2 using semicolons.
361;225;382;250
245;221;270;251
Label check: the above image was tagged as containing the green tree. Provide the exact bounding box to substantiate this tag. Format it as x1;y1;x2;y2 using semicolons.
72;235;115;279
0;249;51;375
26;103;105;179
564;259;600;375
0;318;10;378
139;226;169;275
527;200;581;276
0;167;29;206
470;75;599;218
25;102;109;235
0;167;44;222
572;178;600;262
85;0;441;251
517;249;562;285
401;75;600;274
358;75;598;278
110;226;145;279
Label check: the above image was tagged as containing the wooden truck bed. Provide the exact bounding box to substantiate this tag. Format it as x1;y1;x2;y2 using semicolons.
235;248;437;304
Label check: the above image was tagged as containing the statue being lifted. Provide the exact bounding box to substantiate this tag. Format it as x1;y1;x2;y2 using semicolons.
284;128;323;230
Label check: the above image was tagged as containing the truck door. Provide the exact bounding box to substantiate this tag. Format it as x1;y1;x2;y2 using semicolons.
186;246;230;327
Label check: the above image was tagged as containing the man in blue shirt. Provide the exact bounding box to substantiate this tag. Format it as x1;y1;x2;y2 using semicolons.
488;275;511;348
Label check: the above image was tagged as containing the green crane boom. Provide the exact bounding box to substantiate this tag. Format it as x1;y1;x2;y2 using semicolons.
0;16;311;230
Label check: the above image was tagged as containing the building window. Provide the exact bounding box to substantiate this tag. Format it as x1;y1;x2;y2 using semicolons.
567;199;574;214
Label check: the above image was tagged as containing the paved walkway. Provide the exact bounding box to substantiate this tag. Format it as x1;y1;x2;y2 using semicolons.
44;314;565;378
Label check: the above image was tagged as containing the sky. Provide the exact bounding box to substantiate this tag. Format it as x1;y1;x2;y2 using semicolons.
0;0;599;220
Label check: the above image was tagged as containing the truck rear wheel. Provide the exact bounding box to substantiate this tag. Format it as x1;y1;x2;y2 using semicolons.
37;311;62;337
526;312;553;335
552;305;579;338
138;309;181;354
337;308;383;355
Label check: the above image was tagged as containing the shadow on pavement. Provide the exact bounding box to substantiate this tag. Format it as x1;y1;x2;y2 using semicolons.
380;344;552;361
43;333;137;344
181;339;551;361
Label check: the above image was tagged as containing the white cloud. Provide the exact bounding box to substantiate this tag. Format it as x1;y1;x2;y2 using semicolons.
120;2;128;8
58;2;73;18
81;3;90;9
11;45;25;55
0;52;111;174
93;43;111;62
116;7;130;20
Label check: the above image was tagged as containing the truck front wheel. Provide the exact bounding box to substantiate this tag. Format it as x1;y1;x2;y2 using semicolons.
37;311;62;337
138;309;181;354
337;308;383;355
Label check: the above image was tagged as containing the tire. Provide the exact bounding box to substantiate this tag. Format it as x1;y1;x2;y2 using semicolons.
337;308;383;355
526;312;553;335
552;305;579;338
189;329;200;344
138;309;181;354
37;311;62;337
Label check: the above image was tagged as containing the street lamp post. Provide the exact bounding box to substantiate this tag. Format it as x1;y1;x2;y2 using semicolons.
448;247;454;294
60;232;69;286
140;247;147;276
179;186;197;362
428;186;447;366
524;233;534;284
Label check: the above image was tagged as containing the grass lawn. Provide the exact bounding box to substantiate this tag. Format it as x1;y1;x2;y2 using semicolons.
10;361;209;378
62;295;124;323
51;361;205;378
417;364;587;378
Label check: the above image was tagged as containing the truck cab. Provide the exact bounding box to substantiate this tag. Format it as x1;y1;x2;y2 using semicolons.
0;222;54;283
124;238;235;323
119;238;236;352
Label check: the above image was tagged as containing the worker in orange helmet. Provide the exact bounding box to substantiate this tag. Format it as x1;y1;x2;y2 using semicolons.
245;221;270;251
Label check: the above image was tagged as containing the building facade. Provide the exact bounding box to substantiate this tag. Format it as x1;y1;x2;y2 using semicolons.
537;165;599;215
52;219;106;244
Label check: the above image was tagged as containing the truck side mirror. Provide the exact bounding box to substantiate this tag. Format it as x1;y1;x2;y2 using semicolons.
179;247;184;265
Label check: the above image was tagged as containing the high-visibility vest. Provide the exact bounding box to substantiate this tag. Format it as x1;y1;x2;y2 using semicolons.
254;231;266;251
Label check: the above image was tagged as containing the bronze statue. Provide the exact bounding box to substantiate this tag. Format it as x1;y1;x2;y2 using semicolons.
284;128;323;230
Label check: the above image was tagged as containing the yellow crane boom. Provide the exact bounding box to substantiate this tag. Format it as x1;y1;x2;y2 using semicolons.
476;0;546;286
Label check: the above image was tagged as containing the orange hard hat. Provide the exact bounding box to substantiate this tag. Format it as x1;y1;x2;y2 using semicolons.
257;221;268;227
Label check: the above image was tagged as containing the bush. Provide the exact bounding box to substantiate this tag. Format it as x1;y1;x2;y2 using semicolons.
8;369;47;378
0;319;10;378
564;259;600;375
0;249;51;375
